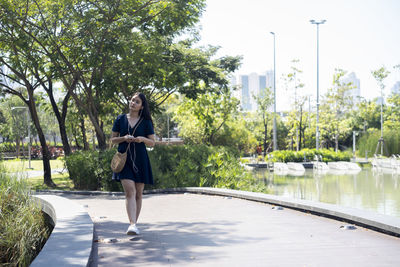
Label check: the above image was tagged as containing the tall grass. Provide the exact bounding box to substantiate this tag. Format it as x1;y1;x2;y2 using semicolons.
358;129;400;157
0;163;52;266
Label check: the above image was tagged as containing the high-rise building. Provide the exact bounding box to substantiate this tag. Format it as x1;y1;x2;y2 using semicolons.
236;71;274;112
341;72;361;104
391;81;400;95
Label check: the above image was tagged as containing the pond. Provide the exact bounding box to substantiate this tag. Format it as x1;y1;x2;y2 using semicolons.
253;167;400;218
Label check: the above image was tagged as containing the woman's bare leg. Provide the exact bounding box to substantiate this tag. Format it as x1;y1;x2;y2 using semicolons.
121;179;137;225
135;183;145;222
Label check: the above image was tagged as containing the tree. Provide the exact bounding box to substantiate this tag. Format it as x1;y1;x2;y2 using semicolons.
25;0;211;149
175;89;240;145
350;97;381;133
253;87;273;155
153;94;181;140
385;93;400;130
281;59;306;151
2;0;239;150
371;66;390;155
0;96;27;156
320;69;354;151
0;11;57;187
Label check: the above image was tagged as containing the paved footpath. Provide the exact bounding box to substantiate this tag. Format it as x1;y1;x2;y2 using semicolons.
57;192;400;267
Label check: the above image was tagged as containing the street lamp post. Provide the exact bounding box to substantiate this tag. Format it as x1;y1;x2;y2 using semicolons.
11;106;32;169
353;131;359;161
310;19;326;150
270;32;277;151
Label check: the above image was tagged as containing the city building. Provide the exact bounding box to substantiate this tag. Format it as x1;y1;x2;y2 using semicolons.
391;81;400;95
341;72;361;104
376;96;385;106
235;71;274;112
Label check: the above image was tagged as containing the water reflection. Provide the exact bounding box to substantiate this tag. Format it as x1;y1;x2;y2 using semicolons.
253;168;400;218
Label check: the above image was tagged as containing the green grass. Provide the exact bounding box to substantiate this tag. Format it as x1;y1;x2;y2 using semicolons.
0;158;74;191
1;159;65;172
27;172;74;191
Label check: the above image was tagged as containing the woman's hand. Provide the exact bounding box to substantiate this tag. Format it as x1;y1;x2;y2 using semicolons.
134;135;155;147
124;135;135;143
133;136;145;143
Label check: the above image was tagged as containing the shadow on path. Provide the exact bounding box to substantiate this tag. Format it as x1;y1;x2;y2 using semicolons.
92;219;266;266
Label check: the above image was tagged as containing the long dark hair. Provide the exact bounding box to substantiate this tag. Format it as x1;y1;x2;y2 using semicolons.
134;92;153;125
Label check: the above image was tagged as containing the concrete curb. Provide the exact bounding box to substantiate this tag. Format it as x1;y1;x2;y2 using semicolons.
36;187;400;237
32;195;94;267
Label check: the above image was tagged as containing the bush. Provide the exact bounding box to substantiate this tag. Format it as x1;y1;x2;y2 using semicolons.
268;148;351;163
0;142;18;152
64;149;122;192
148;144;263;192
0;165;52;266
64;145;263;193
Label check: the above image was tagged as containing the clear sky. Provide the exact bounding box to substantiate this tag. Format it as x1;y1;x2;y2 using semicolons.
196;0;400;110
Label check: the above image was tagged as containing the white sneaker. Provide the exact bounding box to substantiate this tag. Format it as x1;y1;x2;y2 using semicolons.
126;224;140;235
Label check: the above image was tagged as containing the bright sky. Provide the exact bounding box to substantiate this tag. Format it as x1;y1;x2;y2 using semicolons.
197;0;400;110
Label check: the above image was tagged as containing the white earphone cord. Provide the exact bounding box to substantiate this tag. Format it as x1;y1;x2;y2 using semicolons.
128;118;143;174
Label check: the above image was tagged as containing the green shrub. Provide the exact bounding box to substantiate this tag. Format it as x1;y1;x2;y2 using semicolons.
204;151;265;192
0;142;18;152
65;149;122;192
148;144;263;192
65;145;261;193
147;145;229;189
0;165;52;266
268;148;351;163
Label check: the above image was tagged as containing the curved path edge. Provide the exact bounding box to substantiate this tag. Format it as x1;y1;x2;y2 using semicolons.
32;195;94;267
36;187;400;237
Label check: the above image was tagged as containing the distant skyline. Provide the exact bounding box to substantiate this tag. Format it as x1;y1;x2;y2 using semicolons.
196;0;400;110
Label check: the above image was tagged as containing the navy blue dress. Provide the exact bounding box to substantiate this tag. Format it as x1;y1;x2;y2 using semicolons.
112;114;154;185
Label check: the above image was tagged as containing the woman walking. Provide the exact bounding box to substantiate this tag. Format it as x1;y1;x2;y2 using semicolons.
110;92;155;235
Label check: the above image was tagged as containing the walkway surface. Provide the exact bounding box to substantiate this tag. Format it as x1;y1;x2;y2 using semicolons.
54;192;400;267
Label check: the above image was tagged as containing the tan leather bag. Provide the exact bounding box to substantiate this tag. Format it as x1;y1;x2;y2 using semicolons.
110;146;129;173
110;117;143;173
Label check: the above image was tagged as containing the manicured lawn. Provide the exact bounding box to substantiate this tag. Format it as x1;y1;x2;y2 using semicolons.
28;172;74;191
1;158;65;172
1;158;74;191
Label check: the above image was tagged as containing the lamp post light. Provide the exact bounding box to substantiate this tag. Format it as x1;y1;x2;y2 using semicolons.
353;131;359;161
11;106;32;169
310;19;326;150
270;31;277;151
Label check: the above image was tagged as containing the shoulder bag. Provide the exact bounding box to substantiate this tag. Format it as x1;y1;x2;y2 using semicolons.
110;117;143;173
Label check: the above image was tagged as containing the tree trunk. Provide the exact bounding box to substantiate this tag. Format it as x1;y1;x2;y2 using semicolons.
21;138;25;158
16;137;20;159
70;91;107;149
27;90;55;187
80;117;90;150
335;133;339;152
45;81;72;156
71;125;81;150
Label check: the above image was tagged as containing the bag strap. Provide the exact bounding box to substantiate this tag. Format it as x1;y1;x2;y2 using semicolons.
131;117;143;136
124;117;143;153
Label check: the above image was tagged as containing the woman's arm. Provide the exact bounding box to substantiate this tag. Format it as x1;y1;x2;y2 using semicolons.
134;134;155;147
110;131;135;144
